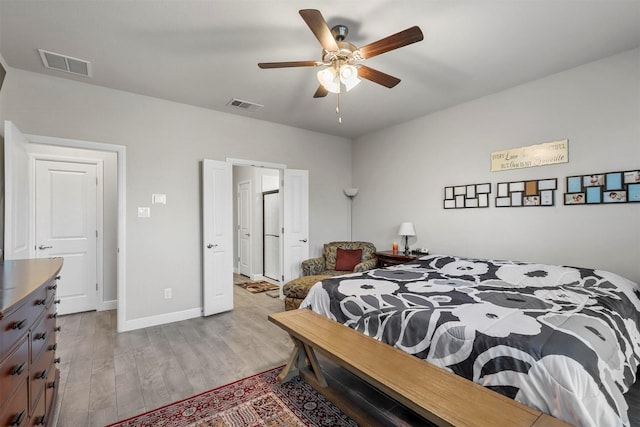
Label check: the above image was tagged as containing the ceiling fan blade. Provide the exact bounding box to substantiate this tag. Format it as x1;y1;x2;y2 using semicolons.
299;9;339;52
313;85;329;98
258;61;320;69
358;66;401;88
358;26;424;60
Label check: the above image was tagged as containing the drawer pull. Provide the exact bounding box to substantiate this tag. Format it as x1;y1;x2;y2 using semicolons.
48;343;58;351
47;380;57;389
36;369;49;380
54;357;61;364
11;319;27;330
35;416;46;426
55;326;62;332
10;362;26;376
49;313;58;319
35;331;47;341
54;299;61;304
35;299;46;306
48;284;58;290
10;410;25;426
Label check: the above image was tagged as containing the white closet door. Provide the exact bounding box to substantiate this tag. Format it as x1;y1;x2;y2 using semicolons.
202;159;233;316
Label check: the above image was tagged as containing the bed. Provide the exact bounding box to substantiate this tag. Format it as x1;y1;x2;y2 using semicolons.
299;254;640;427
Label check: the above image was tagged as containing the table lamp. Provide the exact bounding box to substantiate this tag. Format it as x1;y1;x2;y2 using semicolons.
397;222;416;255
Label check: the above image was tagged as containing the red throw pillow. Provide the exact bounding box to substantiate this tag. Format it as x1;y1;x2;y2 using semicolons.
335;248;363;271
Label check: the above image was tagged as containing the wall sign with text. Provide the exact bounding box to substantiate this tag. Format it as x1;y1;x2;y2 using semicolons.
491;140;568;172
495;178;557;207
565;170;640;205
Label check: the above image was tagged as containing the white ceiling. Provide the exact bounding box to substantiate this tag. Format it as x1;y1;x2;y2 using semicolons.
1;1;639;139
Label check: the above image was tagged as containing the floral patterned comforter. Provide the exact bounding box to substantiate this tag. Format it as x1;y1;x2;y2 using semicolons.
300;254;640;427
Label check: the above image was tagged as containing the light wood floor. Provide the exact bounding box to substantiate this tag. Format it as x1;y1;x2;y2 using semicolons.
53;281;640;427
53;282;427;426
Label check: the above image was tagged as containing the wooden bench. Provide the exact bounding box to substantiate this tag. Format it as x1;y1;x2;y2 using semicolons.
269;309;571;427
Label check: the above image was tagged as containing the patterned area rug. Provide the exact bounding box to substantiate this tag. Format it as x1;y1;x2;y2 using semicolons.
106;366;356;427
236;280;280;294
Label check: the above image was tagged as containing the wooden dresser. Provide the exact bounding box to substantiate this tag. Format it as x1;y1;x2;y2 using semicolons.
0;258;63;427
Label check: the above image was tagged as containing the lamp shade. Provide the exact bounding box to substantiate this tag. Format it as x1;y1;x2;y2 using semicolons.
339;64;361;91
398;222;416;237
317;67;340;93
344;188;359;197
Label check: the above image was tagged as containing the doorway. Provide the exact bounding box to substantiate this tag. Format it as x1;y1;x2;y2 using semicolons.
232;165;280;282
203;158;308;317
4;122;125;329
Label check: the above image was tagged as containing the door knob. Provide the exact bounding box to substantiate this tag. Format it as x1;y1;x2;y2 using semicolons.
245;233;250;237
300;239;307;243
207;243;218;249
38;245;53;250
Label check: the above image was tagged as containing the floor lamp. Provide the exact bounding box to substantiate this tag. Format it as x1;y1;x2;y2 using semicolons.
344;188;359;241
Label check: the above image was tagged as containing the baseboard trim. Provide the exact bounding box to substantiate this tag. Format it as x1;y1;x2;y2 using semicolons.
121;307;201;332
98;299;117;311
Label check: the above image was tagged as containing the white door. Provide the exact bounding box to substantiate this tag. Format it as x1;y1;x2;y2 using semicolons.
263;191;280;281
282;169;309;283
203;159;233;316
4;121;31;260
237;180;251;277
35;160;98;314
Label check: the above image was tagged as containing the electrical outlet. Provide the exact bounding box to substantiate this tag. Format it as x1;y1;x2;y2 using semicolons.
164;288;172;299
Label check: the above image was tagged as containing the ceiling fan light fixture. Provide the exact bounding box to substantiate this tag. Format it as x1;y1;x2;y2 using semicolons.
317;66;340;93
339;64;360;91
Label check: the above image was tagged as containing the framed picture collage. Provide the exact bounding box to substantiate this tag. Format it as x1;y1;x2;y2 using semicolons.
565;170;640;205
444;169;640;209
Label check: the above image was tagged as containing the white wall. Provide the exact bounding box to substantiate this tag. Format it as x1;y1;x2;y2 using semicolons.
353;48;640;283
0;68;352;326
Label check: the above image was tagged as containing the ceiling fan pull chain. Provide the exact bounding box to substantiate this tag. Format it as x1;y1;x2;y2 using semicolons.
336;89;342;124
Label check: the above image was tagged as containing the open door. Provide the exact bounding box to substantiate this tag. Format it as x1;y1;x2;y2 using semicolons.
202;159;233;316
282;169;309;283
4;121;32;260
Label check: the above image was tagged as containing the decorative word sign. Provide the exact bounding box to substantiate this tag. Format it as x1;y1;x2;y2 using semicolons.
491;140;568;172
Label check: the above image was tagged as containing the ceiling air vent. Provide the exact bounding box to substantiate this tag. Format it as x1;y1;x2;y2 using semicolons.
38;49;91;77
226;98;263;112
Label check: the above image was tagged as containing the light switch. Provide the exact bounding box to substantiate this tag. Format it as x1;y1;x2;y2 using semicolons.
152;194;167;204
137;207;151;218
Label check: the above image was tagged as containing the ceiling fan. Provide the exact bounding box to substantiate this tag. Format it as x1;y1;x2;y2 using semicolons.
258;9;424;99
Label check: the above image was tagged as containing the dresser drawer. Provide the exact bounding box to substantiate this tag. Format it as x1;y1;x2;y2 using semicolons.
44;368;59;424
28;388;46;427
0;286;47;354
0;380;28;427
29;312;52;366
29;347;54;414
44;276;59;302
0;336;28;405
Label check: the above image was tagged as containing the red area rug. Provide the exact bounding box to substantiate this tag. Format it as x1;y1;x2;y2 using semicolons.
106;366;356;426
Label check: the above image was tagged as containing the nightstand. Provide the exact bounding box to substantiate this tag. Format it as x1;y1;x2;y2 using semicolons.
376;251;418;267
